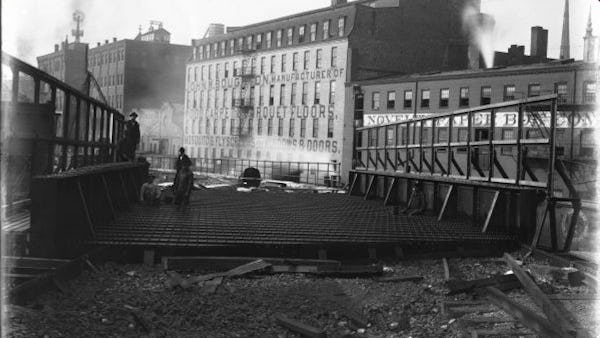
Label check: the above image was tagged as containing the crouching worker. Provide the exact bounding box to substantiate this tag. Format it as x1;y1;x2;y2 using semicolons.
174;162;194;210
140;175;161;206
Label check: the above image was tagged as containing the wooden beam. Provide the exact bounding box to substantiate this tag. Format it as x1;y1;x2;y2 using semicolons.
348;172;358;196
562;200;581;252
437;185;454;221
76;179;95;238
364;175;376;200
530;204;548;249
483;287;563;338
383;177;398;206
100;174;117;220
481;190;500;233
503;253;575;336
442;258;450;281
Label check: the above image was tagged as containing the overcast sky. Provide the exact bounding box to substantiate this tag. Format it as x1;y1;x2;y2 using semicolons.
2;0;598;65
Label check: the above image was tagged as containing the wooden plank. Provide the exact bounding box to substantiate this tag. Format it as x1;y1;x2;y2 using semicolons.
374;275;423;283
442;258;450;281
503;253;575;336
481;190;500;233
274;313;326;338
364;175;376;200
383;177;398;206
483;286;563;338
77;179;95;238
471;328;535;338
162;256;340;271
446;273;520;296
437;185;454;221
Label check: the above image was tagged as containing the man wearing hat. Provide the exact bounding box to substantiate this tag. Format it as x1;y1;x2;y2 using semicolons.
124;112;140;160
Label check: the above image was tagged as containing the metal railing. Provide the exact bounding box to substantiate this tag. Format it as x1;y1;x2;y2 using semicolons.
1;51;125;174
145;155;341;187
353;94;561;189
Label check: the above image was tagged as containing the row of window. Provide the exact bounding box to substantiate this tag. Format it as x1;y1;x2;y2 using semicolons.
187;80;336;109
370;81;597;110
193;17;346;60
93;73;124;87
89;49;125;67
184;147;312;162
188;117;335;139
188;47;339;82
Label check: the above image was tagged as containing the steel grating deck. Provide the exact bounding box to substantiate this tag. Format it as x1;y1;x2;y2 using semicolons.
93;188;516;248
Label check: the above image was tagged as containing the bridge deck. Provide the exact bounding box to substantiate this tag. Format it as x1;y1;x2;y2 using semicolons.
93;188;515;249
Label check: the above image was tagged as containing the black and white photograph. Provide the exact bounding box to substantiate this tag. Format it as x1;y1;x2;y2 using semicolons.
1;0;599;336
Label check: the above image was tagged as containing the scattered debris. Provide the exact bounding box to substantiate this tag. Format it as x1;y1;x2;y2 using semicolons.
274;313;326;338
446;273;520;295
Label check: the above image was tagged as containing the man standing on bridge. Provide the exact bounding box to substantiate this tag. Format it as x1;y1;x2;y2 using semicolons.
123;112;140;161
174;161;194;210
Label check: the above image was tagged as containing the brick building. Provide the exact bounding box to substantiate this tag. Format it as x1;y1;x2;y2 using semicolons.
184;0;480;182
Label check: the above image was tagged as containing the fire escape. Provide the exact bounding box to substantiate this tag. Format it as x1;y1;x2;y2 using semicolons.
231;45;257;140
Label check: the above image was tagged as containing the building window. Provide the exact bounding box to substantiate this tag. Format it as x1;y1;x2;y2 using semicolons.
266;32;272;48
208;65;212;80
310;23;317;41
230;119;236;135
270;55;276;73
337;17;346;37
581;130;595;156
221;118;227;135
292;52;299;71
267;117;273;135
312;118;319;138
249;86;255;103
459;87;469;107
248;118;254;134
215;64;221;79
287;28;293;45
316;49;323;69
302;82;308;105
421;89;430;108
221;41;226;56
291;83;297;105
504;85;516;101
281;54;287;72
193;67;198;81
387;91;396;109
224;63;229;78
480;86;491;105
372;92;380;110
528;83;541;97
555;82;568;103
259;86;264;106
276;30;283;47
329;80;335;104
289;118;295;137
331;47;337;67
206;119;211;134
314;81;321;104
279;84;285;105
223;89;228;107
260;57;266;74
303;50;310;70
300;118;306;138
277;118;284;136
269;85;274;105
403;90;413;108
246;36;253;50
500;129;514;155
257;118;263;135
299;25;306;43
229;40;235;54
323;20;330;39
583;81;596;103
439;88;449;108
255;34;262;49
327;118;334;138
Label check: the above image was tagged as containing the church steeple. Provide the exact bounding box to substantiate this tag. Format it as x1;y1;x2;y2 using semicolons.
583;5;597;62
560;0;570;59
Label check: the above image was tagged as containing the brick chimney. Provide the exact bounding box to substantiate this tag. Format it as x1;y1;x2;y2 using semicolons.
54;44;59;52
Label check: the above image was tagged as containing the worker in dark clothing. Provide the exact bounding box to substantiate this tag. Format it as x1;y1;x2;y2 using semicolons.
174;161;194;210
173;147;192;186
124;112;140;161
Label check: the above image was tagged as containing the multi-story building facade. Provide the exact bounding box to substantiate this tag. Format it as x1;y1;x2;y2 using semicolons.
355;60;598;164
37;25;191;155
184;0;480;182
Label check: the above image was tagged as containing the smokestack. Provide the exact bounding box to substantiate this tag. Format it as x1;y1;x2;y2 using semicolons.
113;37;117;42
560;0;570;59
331;0;347;6
97;42;101;47
54;44;59;52
530;26;548;58
105;39;109;44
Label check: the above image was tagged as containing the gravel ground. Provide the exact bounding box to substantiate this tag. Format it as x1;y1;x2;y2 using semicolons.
5;249;598;337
